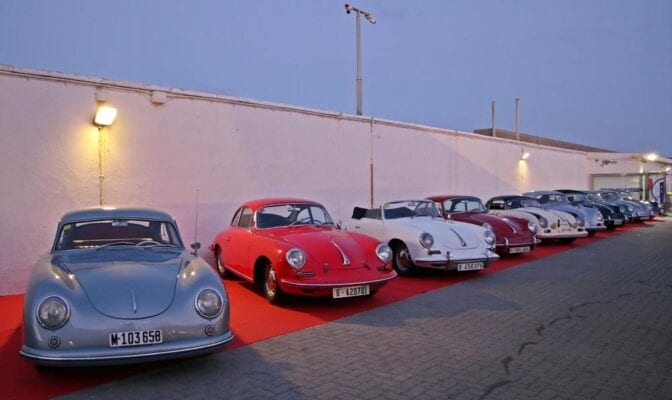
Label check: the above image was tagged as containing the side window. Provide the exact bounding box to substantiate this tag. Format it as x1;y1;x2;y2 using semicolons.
238;208;253;228
231;208;243;227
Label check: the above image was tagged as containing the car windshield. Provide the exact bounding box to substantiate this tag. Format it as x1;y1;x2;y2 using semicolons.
55;219;183;251
514;198;542;208
383;200;441;219
565;192;587;202
585;192;603;201
600;191;620;201
256;203;334;228
546;194;571;205
444;198;486;213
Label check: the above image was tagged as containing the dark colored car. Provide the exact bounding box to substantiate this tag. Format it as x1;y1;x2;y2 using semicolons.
428;195;538;256
556;189;626;229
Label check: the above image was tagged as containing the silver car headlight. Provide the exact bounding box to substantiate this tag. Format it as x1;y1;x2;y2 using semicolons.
575;216;585;227
286;248;306;269
538;216;548;229
482;223;493;232
627;205;634;212
596;212;604;222
195;289;223;319
37;296;70;330
527;221;537;233
419;232;434;249
484;230;496;247
375;243;392;263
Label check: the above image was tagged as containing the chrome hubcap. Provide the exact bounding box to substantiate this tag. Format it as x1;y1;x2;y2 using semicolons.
266;267;277;295
396;247;411;270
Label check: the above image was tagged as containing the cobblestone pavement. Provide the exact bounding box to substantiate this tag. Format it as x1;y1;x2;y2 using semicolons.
59;219;672;400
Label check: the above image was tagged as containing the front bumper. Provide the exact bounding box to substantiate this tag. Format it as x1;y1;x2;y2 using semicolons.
20;329;234;367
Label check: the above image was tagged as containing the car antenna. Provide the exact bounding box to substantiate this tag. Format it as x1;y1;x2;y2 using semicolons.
191;189;201;256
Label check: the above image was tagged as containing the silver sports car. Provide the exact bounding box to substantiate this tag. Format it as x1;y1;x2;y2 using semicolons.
21;207;234;366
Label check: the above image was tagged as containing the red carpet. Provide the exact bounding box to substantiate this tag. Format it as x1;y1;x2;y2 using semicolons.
0;221;654;399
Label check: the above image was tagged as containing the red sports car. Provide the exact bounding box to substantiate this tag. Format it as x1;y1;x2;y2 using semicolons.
427;195;539;256
210;198;397;304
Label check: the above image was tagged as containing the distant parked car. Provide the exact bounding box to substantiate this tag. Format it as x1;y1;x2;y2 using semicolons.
485;195;588;243
618;191;656;220
346;199;499;275
427;195;539;256
583;190;637;223
598;190;649;222
210;198;396;304
21;207;234;367
523;190;606;235
556;189;626;229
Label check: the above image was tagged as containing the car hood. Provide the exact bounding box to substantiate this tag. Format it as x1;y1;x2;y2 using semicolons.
54;248;182;319
457;212;527;234
393;217;483;250
264;226;374;269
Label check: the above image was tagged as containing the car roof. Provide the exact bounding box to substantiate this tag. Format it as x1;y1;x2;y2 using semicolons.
241;197;322;211
60;207;175;224
523;190;564;196
426;195;481;202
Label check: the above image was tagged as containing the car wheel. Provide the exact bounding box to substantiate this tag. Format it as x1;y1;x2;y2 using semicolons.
214;248;230;278
392;243;416;276
559;237;576;244
587;231;596;236
263;263;285;304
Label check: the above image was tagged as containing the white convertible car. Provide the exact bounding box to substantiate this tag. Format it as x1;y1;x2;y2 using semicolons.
347;200;499;275
485;195;588;243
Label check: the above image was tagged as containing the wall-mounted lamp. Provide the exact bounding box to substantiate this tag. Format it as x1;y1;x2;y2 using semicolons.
94;104;117;127
93;103;117;206
520;149;530;160
643;152;658;162
665;166;671;172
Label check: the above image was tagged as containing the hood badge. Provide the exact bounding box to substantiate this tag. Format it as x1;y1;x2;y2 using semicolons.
331;241;351;266
131;289;138;314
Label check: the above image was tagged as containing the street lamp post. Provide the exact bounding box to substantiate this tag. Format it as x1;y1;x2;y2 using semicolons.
345;3;375;115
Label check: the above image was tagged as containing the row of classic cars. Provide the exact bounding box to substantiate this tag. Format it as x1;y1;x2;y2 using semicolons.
22;188;657;366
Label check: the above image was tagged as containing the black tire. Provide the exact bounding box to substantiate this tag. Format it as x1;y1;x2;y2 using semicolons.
559;237;576;244
214;247;230;278
263;263;285;304
392;242;417;276
588;230;597;236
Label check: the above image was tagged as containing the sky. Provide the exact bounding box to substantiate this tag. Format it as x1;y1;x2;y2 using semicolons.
1;0;671;156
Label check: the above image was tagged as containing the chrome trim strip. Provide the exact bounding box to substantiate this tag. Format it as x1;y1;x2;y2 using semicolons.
281;272;397;288
330;241;351;266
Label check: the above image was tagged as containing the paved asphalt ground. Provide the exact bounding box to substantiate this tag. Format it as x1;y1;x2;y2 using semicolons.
59;219;672;400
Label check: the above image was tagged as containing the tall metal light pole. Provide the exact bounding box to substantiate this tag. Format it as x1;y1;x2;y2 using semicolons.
345;3;375;115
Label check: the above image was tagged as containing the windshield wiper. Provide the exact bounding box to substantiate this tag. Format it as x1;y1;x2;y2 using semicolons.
96;241;136;250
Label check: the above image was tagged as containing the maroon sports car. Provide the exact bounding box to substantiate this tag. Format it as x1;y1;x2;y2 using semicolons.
427;195;539;256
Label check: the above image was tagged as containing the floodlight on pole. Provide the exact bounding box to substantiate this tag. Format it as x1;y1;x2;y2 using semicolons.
345;3;375;116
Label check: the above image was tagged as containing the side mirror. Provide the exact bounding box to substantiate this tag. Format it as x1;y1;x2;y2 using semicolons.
190;242;201;255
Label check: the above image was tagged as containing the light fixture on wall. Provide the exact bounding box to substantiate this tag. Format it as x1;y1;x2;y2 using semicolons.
94;104;117;127
93;103;117;206
665;166;671;172
520;149;530;160
643;152;658;162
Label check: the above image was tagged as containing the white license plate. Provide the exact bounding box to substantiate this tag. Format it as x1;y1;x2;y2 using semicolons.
509;246;530;254
614;219;623;225
457;262;484;271
333;285;370;298
109;329;163;347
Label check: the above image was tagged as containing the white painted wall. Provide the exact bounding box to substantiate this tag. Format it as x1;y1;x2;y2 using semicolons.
1;66;593;295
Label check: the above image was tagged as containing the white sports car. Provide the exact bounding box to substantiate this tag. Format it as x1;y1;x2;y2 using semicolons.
485;195;588;243
347;200;499;275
